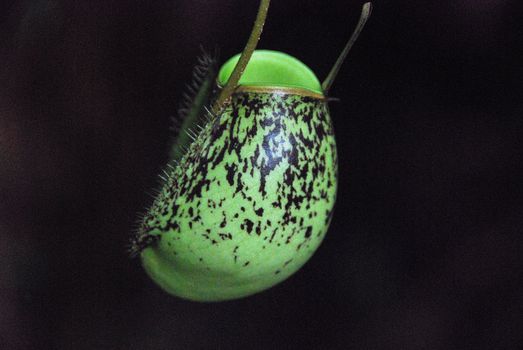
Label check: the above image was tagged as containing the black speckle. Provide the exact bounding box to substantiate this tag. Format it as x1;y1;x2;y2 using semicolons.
242;219;254;234
224;163;237;186
219;232;233;240
304;226;312;238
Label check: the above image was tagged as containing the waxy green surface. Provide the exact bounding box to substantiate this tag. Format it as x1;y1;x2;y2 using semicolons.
138;52;338;301
218;50;323;94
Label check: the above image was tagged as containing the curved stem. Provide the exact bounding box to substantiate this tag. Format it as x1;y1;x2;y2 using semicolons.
322;2;372;94
211;0;271;114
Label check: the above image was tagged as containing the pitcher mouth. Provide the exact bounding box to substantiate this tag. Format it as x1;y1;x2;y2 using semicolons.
225;85;326;100
217;50;324;96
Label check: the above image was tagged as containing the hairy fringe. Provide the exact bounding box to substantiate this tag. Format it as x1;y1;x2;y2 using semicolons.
170;46;219;136
130;47;219;258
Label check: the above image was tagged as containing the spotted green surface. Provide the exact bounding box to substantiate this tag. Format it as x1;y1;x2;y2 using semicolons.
138;90;338;301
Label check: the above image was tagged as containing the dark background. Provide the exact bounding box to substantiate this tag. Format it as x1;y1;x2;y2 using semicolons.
1;0;522;348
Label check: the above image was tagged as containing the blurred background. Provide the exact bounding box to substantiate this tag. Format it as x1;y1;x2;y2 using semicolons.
1;0;522;348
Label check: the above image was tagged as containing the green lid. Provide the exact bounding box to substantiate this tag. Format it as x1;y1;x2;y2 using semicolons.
218;50;323;95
